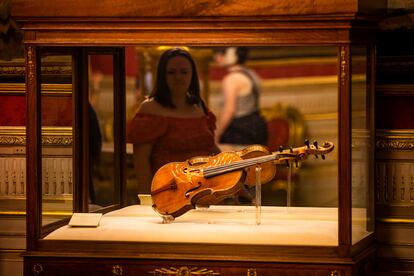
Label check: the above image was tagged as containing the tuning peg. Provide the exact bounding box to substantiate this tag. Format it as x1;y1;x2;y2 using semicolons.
279;146;284;152
304;139;310;148
290;147;293;153
295;160;298;168
313;141;318;158
285;160;290;167
321;155;326;160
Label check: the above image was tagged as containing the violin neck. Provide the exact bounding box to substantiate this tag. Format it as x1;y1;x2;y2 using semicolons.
203;153;279;178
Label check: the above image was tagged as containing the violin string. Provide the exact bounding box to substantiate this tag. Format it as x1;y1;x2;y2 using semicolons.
203;151;298;175
203;154;280;177
202;143;332;178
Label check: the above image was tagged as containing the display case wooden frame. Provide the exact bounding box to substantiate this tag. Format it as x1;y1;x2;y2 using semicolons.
13;0;382;275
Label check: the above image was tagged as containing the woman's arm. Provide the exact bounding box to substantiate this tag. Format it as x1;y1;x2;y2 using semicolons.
133;143;153;195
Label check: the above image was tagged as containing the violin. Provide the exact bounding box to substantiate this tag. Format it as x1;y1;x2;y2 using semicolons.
151;140;334;220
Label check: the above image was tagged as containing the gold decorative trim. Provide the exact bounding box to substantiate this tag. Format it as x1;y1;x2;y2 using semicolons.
0;83;72;95
0;136;26;145
376;140;414;151
32;264;43;275
0;60;71;76
340;46;347;86
376;129;414;151
330;271;341;276
26;46;35;87
112;265;123;276
41;136;73;146
149;266;220;275
0;65;25;75
376;129;414;138
0;126;72;146
0;136;73;146
40;65;72;76
247;268;257;276
376;218;414;224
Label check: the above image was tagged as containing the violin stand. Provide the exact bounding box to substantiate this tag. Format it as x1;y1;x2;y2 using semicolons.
287;161;292;210
255;165;262;225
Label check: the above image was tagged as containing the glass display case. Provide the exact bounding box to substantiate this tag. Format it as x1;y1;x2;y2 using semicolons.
14;0;382;275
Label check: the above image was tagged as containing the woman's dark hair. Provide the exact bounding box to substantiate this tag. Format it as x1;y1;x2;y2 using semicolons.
214;46;249;65
150;48;201;109
235;47;249;65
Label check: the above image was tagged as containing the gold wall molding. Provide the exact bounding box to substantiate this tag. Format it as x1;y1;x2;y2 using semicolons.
0;136;26;145
376;129;414;151
0;65;25;75
0;127;72;146
0;83;72;95
0;59;72;76
377;140;414;151
0;136;73;146
376;130;414;206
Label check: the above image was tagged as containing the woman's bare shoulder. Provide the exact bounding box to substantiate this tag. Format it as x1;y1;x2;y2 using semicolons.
137;98;161;114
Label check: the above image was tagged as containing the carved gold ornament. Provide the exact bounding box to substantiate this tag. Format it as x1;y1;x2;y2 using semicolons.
247;268;257;276
340;46;347;85
330;270;341;276
32;263;43;275
112;265;123;275
149;266;220;275
26;46;35;86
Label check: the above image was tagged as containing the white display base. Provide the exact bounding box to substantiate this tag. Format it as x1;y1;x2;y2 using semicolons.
45;205;369;246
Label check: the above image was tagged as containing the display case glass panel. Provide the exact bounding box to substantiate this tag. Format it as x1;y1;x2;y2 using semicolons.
351;45;374;244
40;54;74;227
88;54;117;208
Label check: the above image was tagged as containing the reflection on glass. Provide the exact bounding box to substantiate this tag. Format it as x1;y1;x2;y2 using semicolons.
123;46;338;210
351;46;373;244
88;54;115;208
40;54;73;227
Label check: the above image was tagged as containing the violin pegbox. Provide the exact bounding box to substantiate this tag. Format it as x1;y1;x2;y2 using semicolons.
276;140;334;167
304;140;334;160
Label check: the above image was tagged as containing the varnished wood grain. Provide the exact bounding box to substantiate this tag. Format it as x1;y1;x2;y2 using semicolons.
11;0;386;18
25;45;42;251
20;28;352;46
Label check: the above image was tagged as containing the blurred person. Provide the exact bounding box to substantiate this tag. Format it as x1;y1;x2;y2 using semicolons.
214;47;268;146
127;48;220;196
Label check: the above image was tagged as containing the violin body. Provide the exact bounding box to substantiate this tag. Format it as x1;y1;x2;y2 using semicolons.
151;152;244;218
236;145;277;187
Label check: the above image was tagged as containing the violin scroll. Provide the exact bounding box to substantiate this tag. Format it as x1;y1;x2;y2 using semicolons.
275;141;334;166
